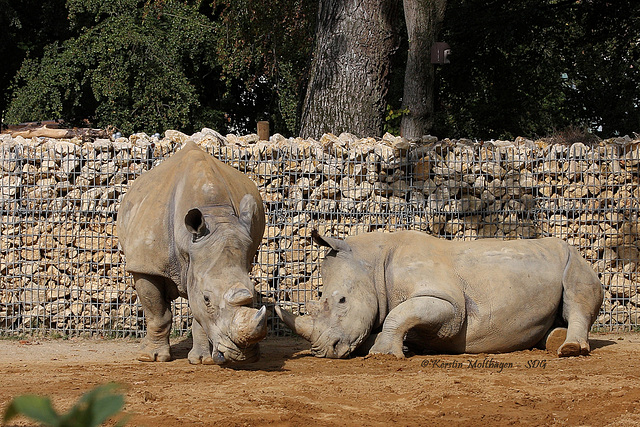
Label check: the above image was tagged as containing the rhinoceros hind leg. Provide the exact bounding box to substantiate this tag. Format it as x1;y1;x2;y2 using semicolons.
369;296;458;358
188;320;216;365
133;273;173;362
556;246;603;357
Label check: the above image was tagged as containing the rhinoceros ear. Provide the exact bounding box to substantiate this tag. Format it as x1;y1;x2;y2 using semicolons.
311;229;352;253
185;208;209;241
238;194;258;233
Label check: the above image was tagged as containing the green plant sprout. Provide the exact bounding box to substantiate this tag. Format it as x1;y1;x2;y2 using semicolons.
3;383;127;427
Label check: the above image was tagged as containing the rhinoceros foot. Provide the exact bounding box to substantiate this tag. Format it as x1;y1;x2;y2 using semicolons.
558;339;590;357
138;342;171;362
368;335;405;359
545;327;590;357
187;347;217;365
544;327;567;355
368;347;405;359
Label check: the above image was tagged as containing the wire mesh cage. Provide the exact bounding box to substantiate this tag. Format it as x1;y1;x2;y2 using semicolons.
0;132;638;337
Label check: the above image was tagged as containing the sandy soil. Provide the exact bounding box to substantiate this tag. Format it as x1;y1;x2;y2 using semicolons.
1;333;640;426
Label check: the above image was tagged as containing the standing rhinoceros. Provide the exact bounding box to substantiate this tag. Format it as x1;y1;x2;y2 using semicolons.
117;141;267;364
276;230;604;358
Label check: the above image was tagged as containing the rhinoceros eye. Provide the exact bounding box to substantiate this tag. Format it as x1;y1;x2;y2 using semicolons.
203;294;211;305
338;296;346;304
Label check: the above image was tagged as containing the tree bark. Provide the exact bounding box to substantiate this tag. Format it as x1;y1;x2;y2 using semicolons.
400;0;447;139
299;0;400;139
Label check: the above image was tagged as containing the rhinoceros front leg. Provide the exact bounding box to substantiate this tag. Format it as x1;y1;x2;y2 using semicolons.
133;273;173;362
188;320;217;365
369;296;458;358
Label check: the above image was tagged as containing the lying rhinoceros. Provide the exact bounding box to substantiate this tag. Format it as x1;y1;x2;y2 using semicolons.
117;141;267;364
276;230;604;358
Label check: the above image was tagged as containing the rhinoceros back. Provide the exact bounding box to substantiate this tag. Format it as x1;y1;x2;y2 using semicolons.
117;141;264;287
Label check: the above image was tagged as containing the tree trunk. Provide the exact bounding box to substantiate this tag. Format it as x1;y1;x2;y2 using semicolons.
400;0;447;139
299;0;400;139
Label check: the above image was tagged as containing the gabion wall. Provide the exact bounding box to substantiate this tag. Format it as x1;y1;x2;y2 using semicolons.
1;128;638;337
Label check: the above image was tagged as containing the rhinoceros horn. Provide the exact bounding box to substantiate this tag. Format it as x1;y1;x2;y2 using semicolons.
275;305;314;341
231;306;268;346
224;285;254;306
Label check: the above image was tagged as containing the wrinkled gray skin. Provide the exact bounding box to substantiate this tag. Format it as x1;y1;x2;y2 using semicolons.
117;141;267;364
276;230;604;358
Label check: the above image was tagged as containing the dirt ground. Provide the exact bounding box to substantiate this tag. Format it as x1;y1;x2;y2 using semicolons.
1;333;640;426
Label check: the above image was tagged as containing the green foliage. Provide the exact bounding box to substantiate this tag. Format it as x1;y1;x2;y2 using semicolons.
275;62;303;135
3;0;636;139
6;0;221;134
558;0;640;137
3;383;126;427
435;0;640;139
383;105;410;136
6;41;82;125
4;0;314;136
0;0;71;126
209;0;315;135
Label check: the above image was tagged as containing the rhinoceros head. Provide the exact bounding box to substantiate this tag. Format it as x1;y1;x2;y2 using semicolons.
184;194;267;364
276;231;378;358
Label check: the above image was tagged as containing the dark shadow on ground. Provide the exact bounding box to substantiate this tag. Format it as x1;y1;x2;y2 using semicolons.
170;336;193;360
168;335;308;371
589;338;617;350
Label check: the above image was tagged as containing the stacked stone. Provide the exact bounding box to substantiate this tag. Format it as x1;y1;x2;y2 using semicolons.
0;129;638;335
0;133;147;334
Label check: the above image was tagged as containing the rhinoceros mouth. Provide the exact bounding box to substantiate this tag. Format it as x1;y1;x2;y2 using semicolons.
310;329;358;359
310;327;372;359
214;339;260;364
310;342;354;359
